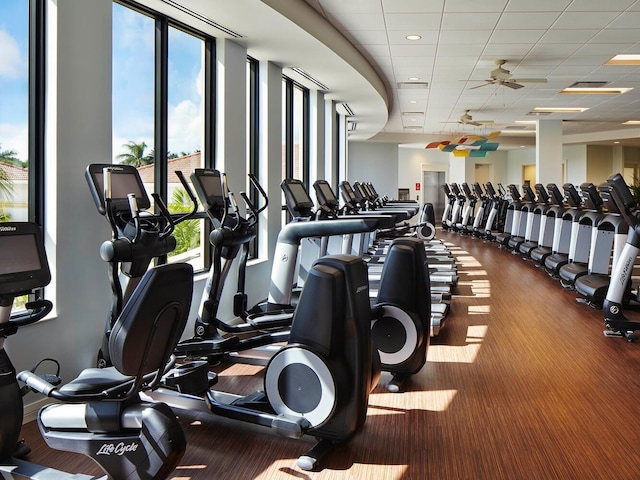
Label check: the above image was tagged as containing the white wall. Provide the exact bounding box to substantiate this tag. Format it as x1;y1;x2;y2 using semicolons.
564;144;587;185
348;141;399;198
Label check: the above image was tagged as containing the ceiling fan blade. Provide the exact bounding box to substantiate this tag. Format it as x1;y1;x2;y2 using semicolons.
468;81;494;90
512;78;547;83
467;121;483;126
503;81;524;90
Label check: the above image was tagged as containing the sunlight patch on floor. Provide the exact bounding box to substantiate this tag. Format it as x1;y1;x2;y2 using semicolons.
428;325;488;364
455;255;482;268
468;305;490;314
368;389;457;413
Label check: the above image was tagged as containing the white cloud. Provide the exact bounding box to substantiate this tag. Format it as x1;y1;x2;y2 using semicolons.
168;100;203;155
0;30;25;79
0;123;28;161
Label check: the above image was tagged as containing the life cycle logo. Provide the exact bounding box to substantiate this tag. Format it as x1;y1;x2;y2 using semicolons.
96;441;139;456
280;253;289;263
609;305;620;315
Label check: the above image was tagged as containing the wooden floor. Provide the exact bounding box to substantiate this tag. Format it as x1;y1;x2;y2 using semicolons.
18;229;640;479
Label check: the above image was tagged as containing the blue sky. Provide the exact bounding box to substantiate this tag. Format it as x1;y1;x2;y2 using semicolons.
0;0;28;160
0;0;203;162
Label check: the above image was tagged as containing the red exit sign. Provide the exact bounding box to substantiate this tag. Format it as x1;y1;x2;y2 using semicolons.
415;183;421;191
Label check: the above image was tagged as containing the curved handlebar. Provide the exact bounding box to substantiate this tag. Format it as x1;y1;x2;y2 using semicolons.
0;299;53;336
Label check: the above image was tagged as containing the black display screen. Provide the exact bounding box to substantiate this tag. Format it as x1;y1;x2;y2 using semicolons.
0;234;41;275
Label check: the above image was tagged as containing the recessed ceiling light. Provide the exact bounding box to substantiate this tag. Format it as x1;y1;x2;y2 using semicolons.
614;141;620;144
514;120;537;125
531;107;589;113
561;87;633;94
623;120;640;125
406;34;422;41
501;129;536;134
409;100;418;104
605;54;640;65
408;76;420;81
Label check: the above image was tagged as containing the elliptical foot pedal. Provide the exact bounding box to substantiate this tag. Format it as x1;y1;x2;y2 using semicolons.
162;360;216;394
297;438;336;471
13;439;31;459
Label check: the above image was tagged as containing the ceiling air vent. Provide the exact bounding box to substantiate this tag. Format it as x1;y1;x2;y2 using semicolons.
398;82;429;89
567;81;608;88
161;0;244;38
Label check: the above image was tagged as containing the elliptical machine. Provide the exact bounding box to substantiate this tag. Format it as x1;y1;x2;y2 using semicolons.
85;163;198;368
0;222;190;479
601;174;640;341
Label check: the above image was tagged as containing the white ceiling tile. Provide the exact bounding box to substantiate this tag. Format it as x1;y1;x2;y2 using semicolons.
489;30;546;44
539;29;599;44
386;30;439;45
608;11;640;28
381;0;444;13
590;29;640;43
393;67;433;79
566;0;636;11
443;0;508;12
389;44;437;57
441;13;501;30
481;44;536;57
439;30;493;45
497;12;561;30
438;45;484;57
437;44;486;57
527;43;583;57
504;0;572;11
316;0;383;14
384;13;442;30
347;30;388;45
327;13;385;30
392;56;436;67
435;56;481;66
576;43;635;55
553;12;622;29
361;44;393;57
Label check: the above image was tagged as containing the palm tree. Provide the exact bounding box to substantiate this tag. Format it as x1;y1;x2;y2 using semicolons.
116;141;154;167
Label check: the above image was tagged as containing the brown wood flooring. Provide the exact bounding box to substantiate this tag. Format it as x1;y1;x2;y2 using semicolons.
17;229;640;479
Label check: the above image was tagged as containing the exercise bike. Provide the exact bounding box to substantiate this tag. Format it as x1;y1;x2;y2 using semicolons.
0;222;191;479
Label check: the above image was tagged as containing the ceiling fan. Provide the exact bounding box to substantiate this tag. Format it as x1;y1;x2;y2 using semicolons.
456;109;494;127
469;60;547;90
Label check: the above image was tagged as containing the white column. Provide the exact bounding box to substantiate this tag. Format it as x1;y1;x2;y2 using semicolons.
216;39;247;195
536;119;563;186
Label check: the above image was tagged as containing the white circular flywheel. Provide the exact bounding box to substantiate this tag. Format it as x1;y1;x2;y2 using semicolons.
265;346;336;428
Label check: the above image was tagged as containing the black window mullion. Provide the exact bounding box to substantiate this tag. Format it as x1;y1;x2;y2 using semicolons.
204;37;216;170
302;87;310;191
285;78;294;179
28;0;45;226
154;16;168;202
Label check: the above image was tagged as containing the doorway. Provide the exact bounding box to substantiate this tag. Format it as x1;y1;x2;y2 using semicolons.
423;171;446;219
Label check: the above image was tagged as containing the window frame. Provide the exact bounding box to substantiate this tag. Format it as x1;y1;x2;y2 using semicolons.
114;1;217;270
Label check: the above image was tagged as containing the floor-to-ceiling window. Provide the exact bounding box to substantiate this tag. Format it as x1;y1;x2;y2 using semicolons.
112;1;214;270
0;0;46;312
247;56;259;258
281;76;309;223
0;0;45;225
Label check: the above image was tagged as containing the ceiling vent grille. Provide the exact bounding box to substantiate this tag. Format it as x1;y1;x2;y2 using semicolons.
291;68;330;91
398;82;429;89
568;81;608;88
161;0;244;38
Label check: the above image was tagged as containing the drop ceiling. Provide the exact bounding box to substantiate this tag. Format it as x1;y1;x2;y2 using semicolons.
144;0;640;148
303;0;640;148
